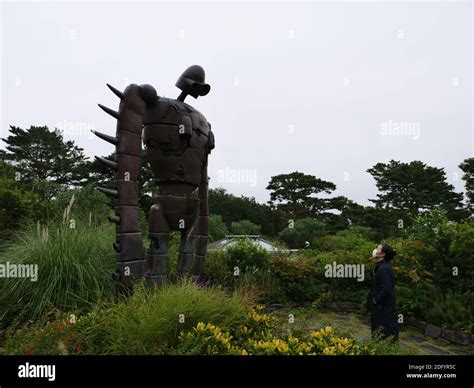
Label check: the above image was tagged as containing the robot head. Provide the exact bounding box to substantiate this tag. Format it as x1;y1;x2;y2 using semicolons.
176;65;210;100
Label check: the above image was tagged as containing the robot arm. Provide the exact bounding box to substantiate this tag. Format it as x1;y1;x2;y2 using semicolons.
192;125;214;277
94;83;151;292
193;168;209;277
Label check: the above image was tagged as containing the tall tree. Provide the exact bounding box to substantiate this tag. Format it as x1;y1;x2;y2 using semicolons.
0;126;88;198
367;160;465;220
266;171;347;221
459;157;474;212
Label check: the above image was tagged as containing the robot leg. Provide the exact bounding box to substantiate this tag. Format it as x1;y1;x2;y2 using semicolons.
146;203;170;287
176;228;197;278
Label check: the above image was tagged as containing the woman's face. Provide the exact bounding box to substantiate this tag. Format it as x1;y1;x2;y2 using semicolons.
372;245;385;260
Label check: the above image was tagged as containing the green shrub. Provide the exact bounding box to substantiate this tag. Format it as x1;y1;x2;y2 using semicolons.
432;220;474;293
0;177;48;240
403;208;449;242
208;214;229;242
223;239;269;273
0;221;116;325
312;250;373;303
268;256;322;303
279;218;326;249
53;184;111;223
230;219;261;235
203;249;281;303
397;283;435;319
0;309;106;355
233;269;283;303
314;228;374;253
423;290;474;333
0;282;252;355
386;239;436;284
403;210;474;294
100;281;251;354
203;249;232;285
175;309;406;355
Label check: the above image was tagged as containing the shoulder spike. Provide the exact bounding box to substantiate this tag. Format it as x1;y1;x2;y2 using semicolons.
96;187;118;198
107;83;125;99
95;156;118;170
98;104;120;120
91;130;118;146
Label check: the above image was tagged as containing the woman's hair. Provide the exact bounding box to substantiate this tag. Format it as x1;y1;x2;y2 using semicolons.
382;244;397;261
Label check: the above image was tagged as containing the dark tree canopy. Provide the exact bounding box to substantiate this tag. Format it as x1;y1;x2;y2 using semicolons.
266;171;347;221
459;157;474;211
0;126;88;192
208;188;284;236
367;160;464;219
339;200;405;240
230;219;261;235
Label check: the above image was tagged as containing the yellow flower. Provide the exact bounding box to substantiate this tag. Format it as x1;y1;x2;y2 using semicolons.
310;330;321;339
323;346;336;355
324;326;334;335
288;336;299;346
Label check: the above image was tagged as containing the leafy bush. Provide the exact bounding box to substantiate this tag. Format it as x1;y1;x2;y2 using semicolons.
403;210;474;294
0;282;252;355
0;309;104;355
176;308;405;355
177;321;238;355
230;219;261;235
0;221;116;325
403;207;449;242
314;228;374;253
203;250;232;285
204;239;272;301
53;184;111;223
396;283;435;319
312;251;372;303
203;249;280;303
208;214;229;242
268;256;322;303
0;177;48;240
99;281;251;354
386;239;436;284
222;239;269;273
279;218;326;249
431;220;474;293
423;290;474;333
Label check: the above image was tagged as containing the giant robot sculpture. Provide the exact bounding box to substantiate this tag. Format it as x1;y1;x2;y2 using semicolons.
93;65;214;291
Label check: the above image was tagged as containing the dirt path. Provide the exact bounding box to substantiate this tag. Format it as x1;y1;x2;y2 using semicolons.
270;307;473;355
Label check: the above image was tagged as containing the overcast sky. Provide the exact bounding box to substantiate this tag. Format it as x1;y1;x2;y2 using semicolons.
1;1;472;206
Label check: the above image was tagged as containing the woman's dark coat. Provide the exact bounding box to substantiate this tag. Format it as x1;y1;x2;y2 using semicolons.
367;259;399;340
